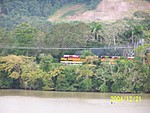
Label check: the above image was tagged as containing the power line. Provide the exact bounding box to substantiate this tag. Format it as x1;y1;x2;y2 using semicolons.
0;46;134;50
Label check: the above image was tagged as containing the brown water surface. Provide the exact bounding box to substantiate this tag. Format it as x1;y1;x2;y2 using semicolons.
0;89;149;113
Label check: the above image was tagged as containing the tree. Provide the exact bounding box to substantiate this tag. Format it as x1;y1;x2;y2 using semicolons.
55;66;77;91
131;25;144;48
95;63;113;92
80;50;95;58
75;65;94;91
44;22;89;57
0;55;23;79
0;28;13;46
20;65;44;90
90;22;102;41
39;54;54;72
14;22;36;46
0;55;32;88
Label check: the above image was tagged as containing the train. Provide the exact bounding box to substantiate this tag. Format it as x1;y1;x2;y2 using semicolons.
60;55;83;65
60;47;150;65
60;55;134;65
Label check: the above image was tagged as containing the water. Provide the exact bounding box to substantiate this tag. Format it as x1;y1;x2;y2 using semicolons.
0;90;150;113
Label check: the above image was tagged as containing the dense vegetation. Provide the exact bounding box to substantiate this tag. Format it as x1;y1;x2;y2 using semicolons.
0;0;150;93
0;47;150;93
0;0;101;30
0;16;150;57
0;0;101;17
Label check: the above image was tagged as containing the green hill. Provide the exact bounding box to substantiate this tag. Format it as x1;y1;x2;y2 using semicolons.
0;0;150;49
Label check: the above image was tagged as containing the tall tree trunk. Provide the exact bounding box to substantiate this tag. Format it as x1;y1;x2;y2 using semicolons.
113;35;116;50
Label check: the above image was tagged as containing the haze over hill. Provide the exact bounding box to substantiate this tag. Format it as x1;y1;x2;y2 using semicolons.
49;0;150;22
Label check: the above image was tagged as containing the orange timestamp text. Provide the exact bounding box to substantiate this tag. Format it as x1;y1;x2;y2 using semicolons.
110;96;142;102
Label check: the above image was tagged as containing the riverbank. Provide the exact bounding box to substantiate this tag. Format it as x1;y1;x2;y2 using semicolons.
0;55;150;93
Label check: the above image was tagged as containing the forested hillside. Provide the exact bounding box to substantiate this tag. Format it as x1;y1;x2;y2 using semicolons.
0;0;100;17
0;0;150;56
0;0;100;30
0;0;150;93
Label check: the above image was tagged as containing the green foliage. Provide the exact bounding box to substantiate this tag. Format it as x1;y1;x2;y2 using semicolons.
0;55;24;79
81;50;95;58
75;65;94;91
0;28;13;45
0;0;149;50
43;22;90;57
90;22;103;40
100;84;108;93
134;11;149;19
0;71;13;88
0;0;150;93
45;22;89;48
0;55;150;93
41;73;54;91
1;16;149;54
55;66;77;91
39;54;54;72
0;55;30;88
83;56;100;65
20;66;43;90
14;22;36;46
88;20;135;45
0;0;101;18
95;63;113;92
111;74;131;93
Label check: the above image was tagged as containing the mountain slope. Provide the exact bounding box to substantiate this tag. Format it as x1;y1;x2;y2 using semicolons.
48;0;150;22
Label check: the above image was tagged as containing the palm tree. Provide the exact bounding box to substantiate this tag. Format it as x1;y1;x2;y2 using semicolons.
127;20;144;48
90;22;102;41
133;25;144;47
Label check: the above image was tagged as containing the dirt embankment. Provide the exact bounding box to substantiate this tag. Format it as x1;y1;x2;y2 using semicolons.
49;0;150;22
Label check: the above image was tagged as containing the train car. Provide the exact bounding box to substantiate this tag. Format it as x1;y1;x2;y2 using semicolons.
100;56;120;64
60;55;82;65
60;54;137;65
126;57;134;60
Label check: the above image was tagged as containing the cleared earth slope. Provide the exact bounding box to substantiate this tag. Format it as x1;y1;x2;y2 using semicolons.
48;0;150;22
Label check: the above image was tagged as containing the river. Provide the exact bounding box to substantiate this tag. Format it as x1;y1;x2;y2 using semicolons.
0;89;149;113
